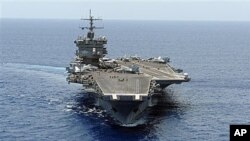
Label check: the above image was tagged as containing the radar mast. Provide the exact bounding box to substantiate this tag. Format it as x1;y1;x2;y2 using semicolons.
81;9;103;40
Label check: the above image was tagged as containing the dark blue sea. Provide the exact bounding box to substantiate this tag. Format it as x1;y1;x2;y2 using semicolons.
0;19;250;141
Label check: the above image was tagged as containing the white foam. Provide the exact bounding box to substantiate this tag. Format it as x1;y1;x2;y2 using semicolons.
65;105;74;109
64;109;72;112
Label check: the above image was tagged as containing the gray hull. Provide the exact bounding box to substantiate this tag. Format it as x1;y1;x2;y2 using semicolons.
96;97;150;126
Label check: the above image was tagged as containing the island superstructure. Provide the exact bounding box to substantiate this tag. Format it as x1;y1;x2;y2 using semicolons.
66;11;190;126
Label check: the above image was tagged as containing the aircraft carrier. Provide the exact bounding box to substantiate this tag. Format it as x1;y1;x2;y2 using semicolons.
66;11;190;126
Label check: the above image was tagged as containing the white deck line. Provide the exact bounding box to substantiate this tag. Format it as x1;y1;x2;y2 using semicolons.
112;94;118;100
135;95;140;100
104;93;148;96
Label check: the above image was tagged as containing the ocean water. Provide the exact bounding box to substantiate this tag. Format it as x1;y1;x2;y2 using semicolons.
0;19;250;141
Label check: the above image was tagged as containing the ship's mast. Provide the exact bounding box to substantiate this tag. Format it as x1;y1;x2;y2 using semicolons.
81;10;102;40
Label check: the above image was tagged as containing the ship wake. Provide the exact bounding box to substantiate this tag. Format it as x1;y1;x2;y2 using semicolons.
0;63;65;75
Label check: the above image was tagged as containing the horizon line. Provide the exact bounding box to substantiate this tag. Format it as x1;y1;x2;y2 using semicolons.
1;17;250;22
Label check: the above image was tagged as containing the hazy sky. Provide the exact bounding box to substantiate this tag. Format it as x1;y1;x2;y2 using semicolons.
0;0;250;21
